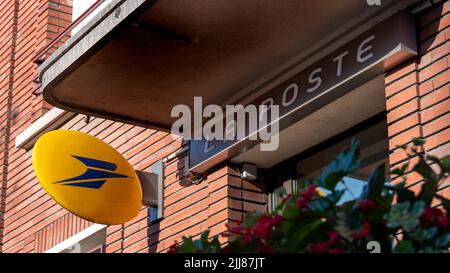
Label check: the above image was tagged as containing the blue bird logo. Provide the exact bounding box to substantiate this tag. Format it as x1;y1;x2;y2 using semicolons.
53;155;132;189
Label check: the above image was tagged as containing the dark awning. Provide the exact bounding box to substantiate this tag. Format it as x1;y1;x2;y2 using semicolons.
39;0;418;131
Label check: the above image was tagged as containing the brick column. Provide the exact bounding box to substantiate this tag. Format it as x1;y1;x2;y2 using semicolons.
0;0;73;253
385;1;449;203
0;0;19;253
31;0;73;122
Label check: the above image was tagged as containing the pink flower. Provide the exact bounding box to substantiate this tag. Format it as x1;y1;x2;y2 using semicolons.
358;200;376;212
303;185;317;199
222;246;231;253
241;230;252;246
437;215;449;229
328;248;345;253
251;223;272;238
282;194;292;204
295;185;316;209
227;220;245;234
351;222;370;238
271;215;283;226
420;207;450;229
327;231;340;245
256;243;273;253
308;230;342;253
251;215;283;239
309;242;329;253
421;208;444;228
296;197;309;209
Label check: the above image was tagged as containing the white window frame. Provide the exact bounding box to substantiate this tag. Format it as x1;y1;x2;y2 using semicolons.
44;224;106;253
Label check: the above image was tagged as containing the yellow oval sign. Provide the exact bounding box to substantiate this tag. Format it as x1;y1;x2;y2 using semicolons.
32;130;142;225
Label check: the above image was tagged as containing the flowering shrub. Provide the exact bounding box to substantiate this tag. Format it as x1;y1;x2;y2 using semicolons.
170;139;450;253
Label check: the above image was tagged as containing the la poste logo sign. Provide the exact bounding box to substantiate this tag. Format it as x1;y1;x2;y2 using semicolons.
32;130;142;225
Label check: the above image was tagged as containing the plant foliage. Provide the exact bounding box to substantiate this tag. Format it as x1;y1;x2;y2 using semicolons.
170;139;450;253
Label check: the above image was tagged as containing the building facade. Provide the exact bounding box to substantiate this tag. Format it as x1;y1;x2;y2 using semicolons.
0;0;449;253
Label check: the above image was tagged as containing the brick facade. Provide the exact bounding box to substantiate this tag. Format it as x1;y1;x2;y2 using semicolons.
0;0;73;253
0;1;448;253
385;1;449;204
0;0;18;253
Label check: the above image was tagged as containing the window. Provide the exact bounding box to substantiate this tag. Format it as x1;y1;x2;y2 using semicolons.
52;225;107;253
270;179;298;211
87;245;105;253
269;113;389;211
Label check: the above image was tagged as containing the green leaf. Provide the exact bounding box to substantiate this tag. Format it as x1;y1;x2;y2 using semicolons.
194;239;203;250
178;236;196;253
282;198;299;220
335;210;360;240
435;195;450;218
425;227;438;240
391;163;409;176
243;212;261;228
294;219;325;242
426;155;442;166
414;155;438;182
442;155;450;174
318;139;360;190
281;198;300;235
321;172;346;191
205;236;221;253
324;189;346;205
395;241;415;253
411;228;428;242
200;230;210;248
375;192;394;209
307;199;327;213
396;144;408;150
280;220;295;236
436;232;450;248
285;219;325;251
426;155;448;183
397;188;416;203
384;181;406;191
384;201;421;232
414;157;439;206
411;201;425;217
361;163;386;201
412;138;425;146
412;227;438;242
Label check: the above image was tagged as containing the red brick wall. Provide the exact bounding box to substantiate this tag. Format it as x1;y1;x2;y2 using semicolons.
0;0;19;253
386;1;449;204
31;0;72;121
34;212;92;253
0;0;76;252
